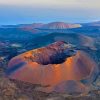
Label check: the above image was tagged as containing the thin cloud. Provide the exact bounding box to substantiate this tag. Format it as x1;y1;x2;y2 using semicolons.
0;0;100;9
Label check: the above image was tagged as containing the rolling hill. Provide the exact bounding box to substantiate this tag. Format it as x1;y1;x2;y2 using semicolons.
26;33;96;50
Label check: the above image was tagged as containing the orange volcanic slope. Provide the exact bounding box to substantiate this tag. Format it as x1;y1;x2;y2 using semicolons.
6;41;98;93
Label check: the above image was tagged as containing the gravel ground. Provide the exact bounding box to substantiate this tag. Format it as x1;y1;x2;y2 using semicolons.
0;62;100;100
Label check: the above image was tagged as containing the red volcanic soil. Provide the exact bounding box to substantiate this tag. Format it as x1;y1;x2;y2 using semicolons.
41;22;81;29
6;41;98;93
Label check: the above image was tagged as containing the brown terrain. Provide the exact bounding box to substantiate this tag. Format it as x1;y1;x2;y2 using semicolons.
19;23;44;33
0;41;100;100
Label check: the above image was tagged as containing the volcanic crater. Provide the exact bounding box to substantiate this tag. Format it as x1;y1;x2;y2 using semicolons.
6;41;99;94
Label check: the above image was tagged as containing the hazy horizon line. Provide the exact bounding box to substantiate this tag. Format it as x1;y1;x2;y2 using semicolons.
0;20;100;26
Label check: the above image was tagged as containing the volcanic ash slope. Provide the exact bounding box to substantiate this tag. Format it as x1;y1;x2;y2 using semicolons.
6;41;98;94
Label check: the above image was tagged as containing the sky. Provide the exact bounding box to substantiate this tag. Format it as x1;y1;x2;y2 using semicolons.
0;0;100;25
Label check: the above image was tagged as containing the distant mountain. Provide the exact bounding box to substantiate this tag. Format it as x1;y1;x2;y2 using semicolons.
40;22;81;29
1;22;81;29
1;22;82;33
1;21;100;30
1;23;44;34
6;41;98;93
1;23;44;29
19;23;44;28
83;21;100;27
